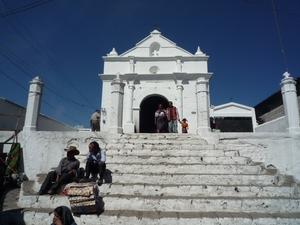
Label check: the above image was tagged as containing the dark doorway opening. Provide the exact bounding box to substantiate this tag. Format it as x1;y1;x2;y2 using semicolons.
214;117;253;132
140;95;168;133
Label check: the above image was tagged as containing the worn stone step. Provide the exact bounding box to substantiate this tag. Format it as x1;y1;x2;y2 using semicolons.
103;195;300;213
108;155;252;164
18;192;70;209
105;140;211;150
107;163;265;174
117;133;207;143
93;210;300;225
19;209;300;225
108;171;282;186
106;149;239;157
99;183;298;198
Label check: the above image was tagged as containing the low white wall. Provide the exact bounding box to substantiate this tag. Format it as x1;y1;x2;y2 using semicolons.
0;131;119;180
212;132;300;182
255;116;286;132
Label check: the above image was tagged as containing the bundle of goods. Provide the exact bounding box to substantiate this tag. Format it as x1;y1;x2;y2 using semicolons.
64;183;103;214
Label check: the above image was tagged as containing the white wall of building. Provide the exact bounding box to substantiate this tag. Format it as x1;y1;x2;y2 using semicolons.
99;30;212;134
210;102;257;131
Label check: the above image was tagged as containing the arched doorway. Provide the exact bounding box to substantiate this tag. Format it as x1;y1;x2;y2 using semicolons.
140;95;168;133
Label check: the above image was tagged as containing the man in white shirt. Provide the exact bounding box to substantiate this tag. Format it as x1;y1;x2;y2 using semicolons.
85;141;106;185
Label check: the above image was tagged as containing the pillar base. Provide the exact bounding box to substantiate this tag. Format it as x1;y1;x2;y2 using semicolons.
23;126;37;131
110;126;123;134
123;122;135;134
196;127;211;135
287;127;300;134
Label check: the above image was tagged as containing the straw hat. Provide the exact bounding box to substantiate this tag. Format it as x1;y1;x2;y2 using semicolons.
64;146;80;155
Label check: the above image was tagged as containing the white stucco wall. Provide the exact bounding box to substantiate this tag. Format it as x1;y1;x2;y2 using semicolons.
0;131;117;180
255;116;286;132
209;132;300;182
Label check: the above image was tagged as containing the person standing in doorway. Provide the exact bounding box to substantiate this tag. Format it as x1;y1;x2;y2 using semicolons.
155;104;167;133
166;101;180;133
90;109;100;131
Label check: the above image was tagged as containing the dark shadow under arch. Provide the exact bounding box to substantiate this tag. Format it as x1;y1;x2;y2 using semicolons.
140;95;168;133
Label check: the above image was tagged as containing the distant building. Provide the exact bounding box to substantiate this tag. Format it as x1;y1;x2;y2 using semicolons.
0;97;76;131
254;76;300;124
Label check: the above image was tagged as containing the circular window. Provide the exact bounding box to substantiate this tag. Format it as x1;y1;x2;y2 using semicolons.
149;66;159;74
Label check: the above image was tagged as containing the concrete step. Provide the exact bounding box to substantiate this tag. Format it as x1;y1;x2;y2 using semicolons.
107;170;282;186
19;192;70;209
117;133;207;143
107;163;264;174
99;183;298;198
18;172;297;209
20;209;300;225
13;134;300;224
106;143;214;150
107;155;252;164
106;149;240;157
102;195;300;213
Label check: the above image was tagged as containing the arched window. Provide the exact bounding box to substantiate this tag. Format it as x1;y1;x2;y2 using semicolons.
149;42;160;56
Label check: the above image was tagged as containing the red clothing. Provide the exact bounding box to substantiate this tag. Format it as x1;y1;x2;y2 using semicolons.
167;106;178;120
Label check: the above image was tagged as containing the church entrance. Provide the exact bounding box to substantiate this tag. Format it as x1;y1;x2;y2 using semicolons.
139;95;169;133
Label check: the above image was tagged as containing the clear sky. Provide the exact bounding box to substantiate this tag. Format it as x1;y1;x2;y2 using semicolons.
1;0;299;128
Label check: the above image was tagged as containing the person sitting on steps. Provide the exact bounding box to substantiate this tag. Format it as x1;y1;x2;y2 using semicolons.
85;141;106;186
37;146;80;195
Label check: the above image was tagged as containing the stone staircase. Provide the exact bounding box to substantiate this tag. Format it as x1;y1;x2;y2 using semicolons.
6;134;300;224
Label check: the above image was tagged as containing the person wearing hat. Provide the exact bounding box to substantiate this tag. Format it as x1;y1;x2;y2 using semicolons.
37;146;80;195
178;118;188;133
90;109;100;131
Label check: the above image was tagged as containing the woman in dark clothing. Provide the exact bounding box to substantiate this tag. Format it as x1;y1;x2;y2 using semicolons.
154;104;167;133
52;206;77;225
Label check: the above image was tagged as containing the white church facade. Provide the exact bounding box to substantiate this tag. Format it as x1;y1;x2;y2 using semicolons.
99;30;213;134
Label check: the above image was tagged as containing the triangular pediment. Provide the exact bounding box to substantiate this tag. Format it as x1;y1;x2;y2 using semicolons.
212;102;254;117
119;30;194;57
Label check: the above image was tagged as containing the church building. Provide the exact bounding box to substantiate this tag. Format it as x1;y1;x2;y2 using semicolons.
99;30;212;134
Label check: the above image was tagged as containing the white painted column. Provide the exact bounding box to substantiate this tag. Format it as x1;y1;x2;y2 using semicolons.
196;77;210;134
110;74;125;133
123;83;135;133
23;76;44;131
280;72;300;133
176;83;183;120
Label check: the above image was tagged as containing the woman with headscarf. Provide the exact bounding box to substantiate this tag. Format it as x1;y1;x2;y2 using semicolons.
52;206;77;225
154;104;167;133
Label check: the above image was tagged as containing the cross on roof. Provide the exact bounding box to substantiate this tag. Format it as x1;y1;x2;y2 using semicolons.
152;23;159;30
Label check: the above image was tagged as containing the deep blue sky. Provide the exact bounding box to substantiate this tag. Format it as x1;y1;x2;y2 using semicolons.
1;0;299;128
